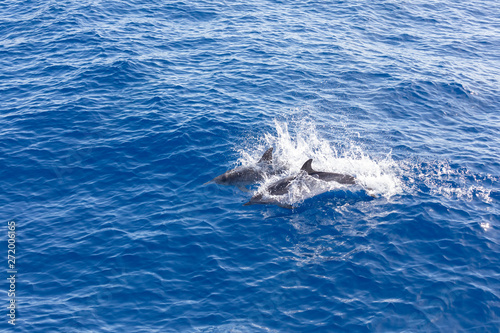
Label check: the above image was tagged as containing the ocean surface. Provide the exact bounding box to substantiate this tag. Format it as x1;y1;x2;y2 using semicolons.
1;0;499;332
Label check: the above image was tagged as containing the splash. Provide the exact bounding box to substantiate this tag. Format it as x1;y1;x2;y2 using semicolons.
237;119;403;207
235;118;496;207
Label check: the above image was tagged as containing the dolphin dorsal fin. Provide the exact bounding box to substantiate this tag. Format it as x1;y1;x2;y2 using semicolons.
301;159;315;174
258;148;273;164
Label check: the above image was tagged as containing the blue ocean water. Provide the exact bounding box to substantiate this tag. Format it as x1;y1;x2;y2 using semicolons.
1;0;499;331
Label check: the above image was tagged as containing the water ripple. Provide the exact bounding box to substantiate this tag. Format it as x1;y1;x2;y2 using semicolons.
1;0;499;331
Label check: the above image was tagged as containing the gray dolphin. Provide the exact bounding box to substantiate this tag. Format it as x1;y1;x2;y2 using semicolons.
300;159;356;184
244;158;356;208
205;148;276;191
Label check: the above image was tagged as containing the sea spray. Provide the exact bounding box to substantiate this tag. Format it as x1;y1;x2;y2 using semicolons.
237;119;403;207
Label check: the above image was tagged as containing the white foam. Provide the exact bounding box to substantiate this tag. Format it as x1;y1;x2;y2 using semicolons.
399;159;496;203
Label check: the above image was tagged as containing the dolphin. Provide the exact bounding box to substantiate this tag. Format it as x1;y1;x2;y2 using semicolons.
205;148;277;191
300;159;356;184
244;159;356;208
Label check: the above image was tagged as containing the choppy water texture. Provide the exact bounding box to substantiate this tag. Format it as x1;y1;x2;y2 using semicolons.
1;0;499;332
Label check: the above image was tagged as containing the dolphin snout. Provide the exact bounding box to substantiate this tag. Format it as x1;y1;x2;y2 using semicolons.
204;174;226;185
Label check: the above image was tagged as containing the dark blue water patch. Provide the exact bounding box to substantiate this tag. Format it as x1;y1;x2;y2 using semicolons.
294;188;376;211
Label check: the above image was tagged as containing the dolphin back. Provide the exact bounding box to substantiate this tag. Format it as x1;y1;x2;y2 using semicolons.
301;159;356;184
258;147;273;164
313;172;356;184
301;159;315;173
